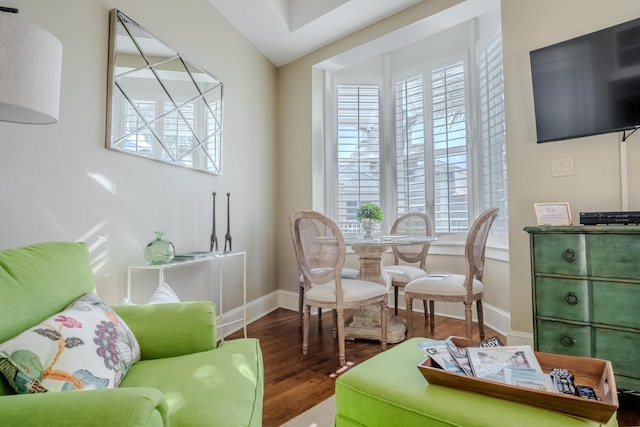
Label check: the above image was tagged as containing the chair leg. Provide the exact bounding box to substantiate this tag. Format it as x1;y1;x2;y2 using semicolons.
464;302;473;339
332;309;338;339
380;301;388;351
422;300;428;319
300;282;320;322
429;301;435;335
302;304;310;355
405;293;413;339
394;284;399;315
298;284;304;325
336;308;346;366
476;300;485;340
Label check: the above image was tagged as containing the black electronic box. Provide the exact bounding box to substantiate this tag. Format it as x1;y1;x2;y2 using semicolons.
579;211;640;225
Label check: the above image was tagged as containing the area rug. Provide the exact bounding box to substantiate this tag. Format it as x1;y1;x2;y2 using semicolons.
280;395;336;427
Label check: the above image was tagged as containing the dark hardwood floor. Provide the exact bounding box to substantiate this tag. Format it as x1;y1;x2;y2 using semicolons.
228;308;640;427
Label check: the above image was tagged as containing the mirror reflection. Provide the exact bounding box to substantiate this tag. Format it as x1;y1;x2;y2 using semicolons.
106;9;223;174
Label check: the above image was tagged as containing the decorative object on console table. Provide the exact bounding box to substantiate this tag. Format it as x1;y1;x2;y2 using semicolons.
210;191;218;251
524;225;640;393
356;203;383;239
224;192;232;252
144;231;175;265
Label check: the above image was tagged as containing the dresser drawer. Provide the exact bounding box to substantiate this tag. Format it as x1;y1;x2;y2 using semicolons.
535;319;591;356
534;277;589;322
595;328;640;380
588;234;640;278
592;280;640;329
532;233;586;276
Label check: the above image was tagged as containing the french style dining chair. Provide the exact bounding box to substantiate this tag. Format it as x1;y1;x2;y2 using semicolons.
290;210;388;366
289;216;358;324
404;207;499;340
383;212;433;316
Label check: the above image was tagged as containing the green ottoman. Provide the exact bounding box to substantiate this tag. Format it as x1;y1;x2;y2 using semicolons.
335;338;618;427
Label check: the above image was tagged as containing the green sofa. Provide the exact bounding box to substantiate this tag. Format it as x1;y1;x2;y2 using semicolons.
0;242;263;426
336;338;618;427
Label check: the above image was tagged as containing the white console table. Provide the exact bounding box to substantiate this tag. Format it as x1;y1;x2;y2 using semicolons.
127;251;247;338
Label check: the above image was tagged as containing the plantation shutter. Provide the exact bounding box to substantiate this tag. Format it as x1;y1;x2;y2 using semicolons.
336;84;381;233
478;32;508;234
431;60;469;233
395;76;427;215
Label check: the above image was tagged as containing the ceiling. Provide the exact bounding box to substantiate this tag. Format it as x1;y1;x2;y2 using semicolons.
206;0;424;67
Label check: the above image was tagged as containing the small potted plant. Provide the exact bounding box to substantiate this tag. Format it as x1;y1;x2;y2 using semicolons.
356;203;383;238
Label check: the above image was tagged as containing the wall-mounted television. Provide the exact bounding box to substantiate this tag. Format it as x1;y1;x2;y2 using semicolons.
530;17;640;143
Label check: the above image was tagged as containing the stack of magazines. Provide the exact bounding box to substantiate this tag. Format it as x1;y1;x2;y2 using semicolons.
419;337;556;392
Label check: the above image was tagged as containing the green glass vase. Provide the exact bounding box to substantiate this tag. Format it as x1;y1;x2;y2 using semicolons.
144;231;175;265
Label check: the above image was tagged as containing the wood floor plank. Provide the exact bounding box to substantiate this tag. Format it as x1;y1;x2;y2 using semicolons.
227;308;640;427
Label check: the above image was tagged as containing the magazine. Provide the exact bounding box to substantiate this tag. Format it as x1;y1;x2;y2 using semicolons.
418;340;466;374
173;251;218;260
445;342;473;375
474;335;504;348
466;345;542;383
503;367;556;392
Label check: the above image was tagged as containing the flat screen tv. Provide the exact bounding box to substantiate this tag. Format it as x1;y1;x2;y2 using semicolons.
530;17;640;143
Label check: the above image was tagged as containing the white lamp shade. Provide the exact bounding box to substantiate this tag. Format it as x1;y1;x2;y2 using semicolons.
0;12;62;124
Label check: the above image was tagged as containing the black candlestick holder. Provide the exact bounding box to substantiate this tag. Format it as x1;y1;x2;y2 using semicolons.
209;192;218;251
224;192;232;252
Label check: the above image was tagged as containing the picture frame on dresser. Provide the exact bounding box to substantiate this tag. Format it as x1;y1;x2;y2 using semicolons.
534;202;572;225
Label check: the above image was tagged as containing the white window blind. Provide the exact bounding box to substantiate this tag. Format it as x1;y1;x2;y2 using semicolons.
206;101;223;172
478;32;508;235
163;102;195;167
431;60;469;233
395;76;427;215
123;100;155;155
336;84;381;233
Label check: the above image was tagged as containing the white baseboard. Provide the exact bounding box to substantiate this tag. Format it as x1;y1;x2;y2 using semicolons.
505;330;534;346
227;289;514;340
218;291;281;338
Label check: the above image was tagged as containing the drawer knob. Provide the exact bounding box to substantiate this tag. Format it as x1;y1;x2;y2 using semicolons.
562;248;576;262
564;292;579;305
560;335;576;346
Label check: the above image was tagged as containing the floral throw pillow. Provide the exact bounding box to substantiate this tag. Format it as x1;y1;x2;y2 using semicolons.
0;292;140;393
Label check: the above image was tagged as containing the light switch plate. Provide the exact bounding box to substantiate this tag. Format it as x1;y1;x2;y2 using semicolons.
552;157;574;177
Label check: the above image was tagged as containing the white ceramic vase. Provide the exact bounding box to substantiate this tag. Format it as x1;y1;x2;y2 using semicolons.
360;219;376;239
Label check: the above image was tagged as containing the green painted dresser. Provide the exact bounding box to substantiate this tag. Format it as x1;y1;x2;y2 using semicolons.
524;225;640;392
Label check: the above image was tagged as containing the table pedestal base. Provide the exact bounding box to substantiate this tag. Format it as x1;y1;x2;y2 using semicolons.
345;305;407;344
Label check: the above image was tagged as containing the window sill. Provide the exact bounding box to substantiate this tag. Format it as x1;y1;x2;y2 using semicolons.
345;238;509;262
428;239;509;262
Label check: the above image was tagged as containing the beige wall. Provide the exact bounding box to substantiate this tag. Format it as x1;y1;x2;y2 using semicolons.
279;0;640;340
0;0;279;308
503;0;640;337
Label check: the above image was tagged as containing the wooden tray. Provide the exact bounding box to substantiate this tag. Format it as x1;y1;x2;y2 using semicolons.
417;337;618;423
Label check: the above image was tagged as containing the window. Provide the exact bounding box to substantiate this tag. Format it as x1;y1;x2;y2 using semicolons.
117;95;220;170
477;31;508;234
123;101;154;155
393;57;471;234
162;102;195;167
431;59;469;233
395;76;426;216
334;83;381;233
328;32;507;239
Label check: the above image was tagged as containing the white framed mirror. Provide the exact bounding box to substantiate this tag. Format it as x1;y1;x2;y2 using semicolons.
106;9;223;175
